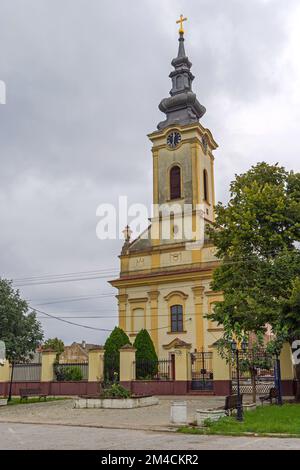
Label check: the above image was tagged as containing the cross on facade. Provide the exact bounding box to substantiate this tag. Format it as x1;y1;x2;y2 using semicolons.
176;14;187;34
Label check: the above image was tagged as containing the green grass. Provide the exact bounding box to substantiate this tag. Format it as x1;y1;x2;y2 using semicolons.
179;404;300;436
1;397;69;406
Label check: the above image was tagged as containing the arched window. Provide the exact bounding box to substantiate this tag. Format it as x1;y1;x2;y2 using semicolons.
171;305;183;332
170;165;181;200
203;169;209;202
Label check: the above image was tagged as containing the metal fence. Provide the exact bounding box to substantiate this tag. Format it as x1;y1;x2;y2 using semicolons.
12;363;42;382
54;362;88;381
134;358;173;380
190;351;214;391
103;354;120;383
231;350;275;394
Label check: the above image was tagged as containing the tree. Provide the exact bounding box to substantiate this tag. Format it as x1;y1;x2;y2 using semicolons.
0;279;44;400
43;337;64;356
103;327;130;382
133;329;158;379
207;163;300;393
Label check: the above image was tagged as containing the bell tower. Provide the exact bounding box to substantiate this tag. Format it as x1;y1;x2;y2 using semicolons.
110;17;223;356
148;22;218;243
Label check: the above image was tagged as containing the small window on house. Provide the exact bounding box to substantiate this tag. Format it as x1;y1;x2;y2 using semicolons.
203;169;209;202
171;305;183;332
170;165;181;200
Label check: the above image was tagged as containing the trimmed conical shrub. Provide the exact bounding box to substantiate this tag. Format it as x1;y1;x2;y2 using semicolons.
104;327;131;382
133;329;158;379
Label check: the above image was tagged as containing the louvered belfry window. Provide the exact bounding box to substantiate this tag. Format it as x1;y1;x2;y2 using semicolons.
203;169;209;202
170;165;181;200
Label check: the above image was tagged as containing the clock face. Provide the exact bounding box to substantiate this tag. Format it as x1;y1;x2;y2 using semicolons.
167;131;181;148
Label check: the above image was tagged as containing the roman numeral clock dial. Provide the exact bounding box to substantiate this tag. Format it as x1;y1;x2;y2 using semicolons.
167;131;181;148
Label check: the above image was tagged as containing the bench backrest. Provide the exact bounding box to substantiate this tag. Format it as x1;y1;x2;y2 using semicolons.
225;394;243;410
269;387;278;398
19;388;41;395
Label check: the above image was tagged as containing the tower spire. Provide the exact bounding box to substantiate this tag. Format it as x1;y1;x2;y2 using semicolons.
157;17;206;131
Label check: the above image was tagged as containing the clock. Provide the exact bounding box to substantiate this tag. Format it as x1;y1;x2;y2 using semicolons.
167;131;181;148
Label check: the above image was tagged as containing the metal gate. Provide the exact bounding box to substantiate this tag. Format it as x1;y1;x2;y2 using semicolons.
190;351;213;391
231;350;275;395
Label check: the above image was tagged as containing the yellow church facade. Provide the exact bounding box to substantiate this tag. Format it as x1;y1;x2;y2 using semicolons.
110;24;224;357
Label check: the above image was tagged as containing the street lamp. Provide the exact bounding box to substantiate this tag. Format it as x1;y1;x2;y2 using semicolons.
231;339;247;421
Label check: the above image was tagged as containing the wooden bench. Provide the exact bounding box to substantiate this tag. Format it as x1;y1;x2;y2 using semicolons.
259;387;278;405
224;394;243;415
19;388;47;401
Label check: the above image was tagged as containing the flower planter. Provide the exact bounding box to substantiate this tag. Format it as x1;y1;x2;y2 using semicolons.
196;409;226;426
243;403;257;411
0;398;8;406
74;395;159;409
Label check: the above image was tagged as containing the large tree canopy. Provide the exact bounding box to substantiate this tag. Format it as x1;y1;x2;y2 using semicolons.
43;337;64;355
0;278;43;363
208;162;300;339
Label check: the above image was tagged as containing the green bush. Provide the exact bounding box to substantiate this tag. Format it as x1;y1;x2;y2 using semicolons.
102;383;131;399
103;327;131;382
133;329;158;379
54;364;83;381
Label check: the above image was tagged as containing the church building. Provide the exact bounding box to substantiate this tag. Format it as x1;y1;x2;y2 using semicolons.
110;18;224;357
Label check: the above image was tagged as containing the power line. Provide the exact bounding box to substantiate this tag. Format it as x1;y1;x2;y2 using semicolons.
31;307;112;332
13;267;119;282
14;272;119;287
12;247;300;287
31;306;194;334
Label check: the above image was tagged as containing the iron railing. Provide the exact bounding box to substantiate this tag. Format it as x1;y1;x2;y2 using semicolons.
104;354;119;384
190;351;214;391
134;358;173;380
53;362;88;381
231;350;275;394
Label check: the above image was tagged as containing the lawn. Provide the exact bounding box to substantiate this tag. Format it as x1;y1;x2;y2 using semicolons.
1;397;69;406
179;404;300;436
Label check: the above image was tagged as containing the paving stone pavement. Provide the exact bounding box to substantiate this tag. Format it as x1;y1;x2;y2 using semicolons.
0;396;229;430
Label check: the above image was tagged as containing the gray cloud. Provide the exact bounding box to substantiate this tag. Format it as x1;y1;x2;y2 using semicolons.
0;0;299;344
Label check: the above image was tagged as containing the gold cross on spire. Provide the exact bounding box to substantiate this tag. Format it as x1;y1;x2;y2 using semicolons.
176;14;187;34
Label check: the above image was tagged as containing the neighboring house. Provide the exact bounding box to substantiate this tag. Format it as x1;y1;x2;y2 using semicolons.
59;341;102;363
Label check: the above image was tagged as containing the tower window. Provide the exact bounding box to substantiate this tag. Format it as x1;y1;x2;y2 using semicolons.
203;169;209;202
170;165;181;200
171;305;183;332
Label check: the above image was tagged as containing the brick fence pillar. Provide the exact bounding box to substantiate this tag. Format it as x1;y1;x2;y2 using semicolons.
212;346;232;396
280;342;295;396
41;350;57;382
119;345;136;388
88;347;104;382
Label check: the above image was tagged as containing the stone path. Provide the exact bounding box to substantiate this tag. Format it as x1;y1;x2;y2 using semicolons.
0;396;227;431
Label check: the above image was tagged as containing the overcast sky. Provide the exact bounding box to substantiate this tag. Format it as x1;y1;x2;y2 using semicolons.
0;0;300;346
